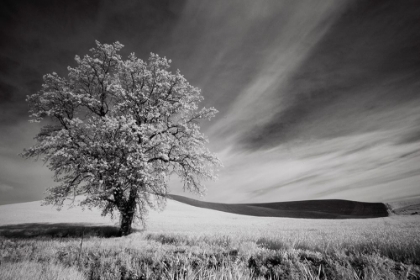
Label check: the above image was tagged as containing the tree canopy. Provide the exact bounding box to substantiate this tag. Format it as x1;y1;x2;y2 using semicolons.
23;41;221;235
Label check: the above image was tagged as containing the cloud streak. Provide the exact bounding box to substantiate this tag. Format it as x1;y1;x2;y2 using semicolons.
0;183;13;192
205;0;346;148
171;130;420;203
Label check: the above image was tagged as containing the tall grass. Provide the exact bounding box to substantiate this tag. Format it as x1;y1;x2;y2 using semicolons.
1;203;420;279
0;261;85;280
1;218;419;280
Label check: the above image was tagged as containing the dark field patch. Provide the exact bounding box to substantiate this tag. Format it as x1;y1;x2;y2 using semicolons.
168;195;389;219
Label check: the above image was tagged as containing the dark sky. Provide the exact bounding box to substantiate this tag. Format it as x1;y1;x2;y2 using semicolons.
1;0;420;205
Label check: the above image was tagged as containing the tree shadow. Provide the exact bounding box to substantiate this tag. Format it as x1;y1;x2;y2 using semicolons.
0;223;138;239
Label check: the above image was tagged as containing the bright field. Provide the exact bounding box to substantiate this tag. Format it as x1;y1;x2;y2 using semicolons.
0;199;419;279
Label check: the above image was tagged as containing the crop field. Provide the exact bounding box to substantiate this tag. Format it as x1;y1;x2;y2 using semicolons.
0;199;420;279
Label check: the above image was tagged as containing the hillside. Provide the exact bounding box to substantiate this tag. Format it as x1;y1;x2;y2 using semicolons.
387;197;420;216
167;195;389;219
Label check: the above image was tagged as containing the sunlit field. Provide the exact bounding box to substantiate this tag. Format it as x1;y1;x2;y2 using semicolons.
0;199;419;279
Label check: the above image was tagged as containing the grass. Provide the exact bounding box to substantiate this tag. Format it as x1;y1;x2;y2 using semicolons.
0;198;419;279
1;227;419;279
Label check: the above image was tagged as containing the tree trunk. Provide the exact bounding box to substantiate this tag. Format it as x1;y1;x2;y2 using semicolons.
118;187;137;236
119;209;134;236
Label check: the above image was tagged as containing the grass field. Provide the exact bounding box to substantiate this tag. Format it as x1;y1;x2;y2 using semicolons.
0;198;419;279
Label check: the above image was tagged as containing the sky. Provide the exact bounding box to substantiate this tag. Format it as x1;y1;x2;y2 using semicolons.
1;0;420;205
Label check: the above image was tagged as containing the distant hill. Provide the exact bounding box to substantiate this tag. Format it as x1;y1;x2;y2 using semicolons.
167;195;389;219
386;197;420;216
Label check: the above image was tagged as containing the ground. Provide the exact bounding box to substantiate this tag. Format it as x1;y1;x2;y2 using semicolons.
0;198;419;279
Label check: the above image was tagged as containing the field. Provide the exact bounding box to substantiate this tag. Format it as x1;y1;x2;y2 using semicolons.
0;198;420;279
167;195;389;219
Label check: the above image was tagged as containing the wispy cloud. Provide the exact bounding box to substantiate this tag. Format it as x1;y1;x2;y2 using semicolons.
171;130;420;203
205;1;346;147
0;183;13;192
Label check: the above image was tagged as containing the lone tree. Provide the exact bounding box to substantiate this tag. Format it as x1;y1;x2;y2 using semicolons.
23;41;221;236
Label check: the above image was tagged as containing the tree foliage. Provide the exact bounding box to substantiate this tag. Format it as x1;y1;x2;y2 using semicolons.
22;41;221;235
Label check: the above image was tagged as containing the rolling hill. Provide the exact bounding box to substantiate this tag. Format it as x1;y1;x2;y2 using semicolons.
167;194;389;219
387;197;420;216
